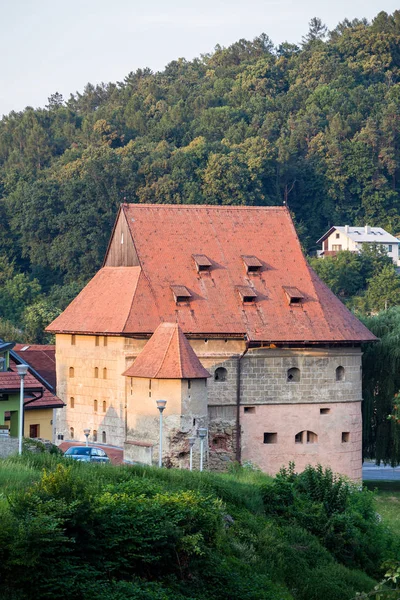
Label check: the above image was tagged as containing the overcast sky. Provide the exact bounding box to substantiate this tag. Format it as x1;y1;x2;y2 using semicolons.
0;0;398;117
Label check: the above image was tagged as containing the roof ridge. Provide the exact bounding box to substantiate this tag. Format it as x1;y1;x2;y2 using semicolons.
122;203;287;211
175;325;184;379
154;323;177;379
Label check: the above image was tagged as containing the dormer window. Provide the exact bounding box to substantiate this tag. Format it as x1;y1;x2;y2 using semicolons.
242;255;262;274
192;254;212;272
283;286;304;306
171;285;192;304
237;285;257;303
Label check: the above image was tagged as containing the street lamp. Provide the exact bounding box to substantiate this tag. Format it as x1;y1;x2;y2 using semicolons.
198;427;208;472
83;428;91;447
156;399;167;468
188;436;196;471
16;364;28;455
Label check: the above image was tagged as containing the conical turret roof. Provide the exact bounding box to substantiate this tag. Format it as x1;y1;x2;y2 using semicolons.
123;322;210;380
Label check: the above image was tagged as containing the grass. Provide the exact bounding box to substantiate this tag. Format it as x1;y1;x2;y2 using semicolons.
364;481;400;537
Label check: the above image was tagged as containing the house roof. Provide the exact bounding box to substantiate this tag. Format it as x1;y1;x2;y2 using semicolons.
13;345;56;390
0;358;64;409
0;370;43;394
317;226;400;245
123;323;210;379
47;204;376;344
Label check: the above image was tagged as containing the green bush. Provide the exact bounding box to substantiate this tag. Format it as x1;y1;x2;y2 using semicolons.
0;458;387;600
262;464;392;576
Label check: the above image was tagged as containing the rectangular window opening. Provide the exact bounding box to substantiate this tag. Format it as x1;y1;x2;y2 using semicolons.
263;432;277;444
71;335;76;346
237;286;257;303
320;408;330;415
244;406;256;414
342;432;350;443
171;285;192;304
242;255;263;274
192;254;212;272
283;286;304;306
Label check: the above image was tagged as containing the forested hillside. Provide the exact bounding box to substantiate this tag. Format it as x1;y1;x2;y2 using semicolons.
1;11;400;340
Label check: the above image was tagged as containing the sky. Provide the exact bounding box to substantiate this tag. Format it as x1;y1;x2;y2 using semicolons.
0;0;399;117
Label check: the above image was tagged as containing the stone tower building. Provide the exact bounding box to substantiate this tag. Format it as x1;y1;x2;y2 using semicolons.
47;204;376;479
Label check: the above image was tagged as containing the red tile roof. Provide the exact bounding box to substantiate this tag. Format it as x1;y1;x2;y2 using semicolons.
0;360;64;409
47;204;376;344
0;370;42;392
123;323;210;379
13;345;56;389
47;267;140;335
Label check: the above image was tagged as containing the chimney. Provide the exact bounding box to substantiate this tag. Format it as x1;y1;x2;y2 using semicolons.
365;225;370;234
344;225;349;233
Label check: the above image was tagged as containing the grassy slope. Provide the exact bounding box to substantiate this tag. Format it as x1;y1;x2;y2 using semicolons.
0;455;385;600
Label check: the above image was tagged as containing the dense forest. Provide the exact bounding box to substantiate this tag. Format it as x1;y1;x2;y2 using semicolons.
2;10;400;340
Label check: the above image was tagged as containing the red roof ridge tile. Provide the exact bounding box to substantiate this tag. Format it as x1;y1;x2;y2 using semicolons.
122;203;288;211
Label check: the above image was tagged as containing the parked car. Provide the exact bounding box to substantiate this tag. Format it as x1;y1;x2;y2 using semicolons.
64;446;110;463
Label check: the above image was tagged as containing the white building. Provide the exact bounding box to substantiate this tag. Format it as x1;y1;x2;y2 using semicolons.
317;225;400;265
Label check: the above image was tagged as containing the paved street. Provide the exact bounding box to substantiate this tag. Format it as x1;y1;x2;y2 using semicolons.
363;460;400;481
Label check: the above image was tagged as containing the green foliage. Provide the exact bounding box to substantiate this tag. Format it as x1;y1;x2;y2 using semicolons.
262;464;393;576
309;246;397;312
2;13;400;340
361;307;400;464
0;458;382;600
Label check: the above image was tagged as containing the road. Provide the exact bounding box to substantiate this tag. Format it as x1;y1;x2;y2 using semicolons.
362;460;400;481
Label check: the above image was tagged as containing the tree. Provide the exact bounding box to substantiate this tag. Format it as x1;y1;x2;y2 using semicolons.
362;307;400;464
365;265;400;312
302;18;328;45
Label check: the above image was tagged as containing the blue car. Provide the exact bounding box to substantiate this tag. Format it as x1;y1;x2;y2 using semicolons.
64;446;110;463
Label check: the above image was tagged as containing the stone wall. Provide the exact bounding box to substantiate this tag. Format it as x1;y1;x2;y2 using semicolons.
0;436;18;458
55;333;364;478
240;347;362;405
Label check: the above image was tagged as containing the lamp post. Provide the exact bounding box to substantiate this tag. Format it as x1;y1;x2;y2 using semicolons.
188;436;196;471
16;364;28;455
198;427;208;472
83;428;91;447
156;399;167;467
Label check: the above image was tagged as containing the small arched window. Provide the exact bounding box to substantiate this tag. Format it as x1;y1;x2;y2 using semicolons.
336;366;345;382
94;399;98;412
102;431;106;444
287;367;300;382
70;427;74;439
103;368;107;380
69;367;74;378
93;430;97;442
214;367;227;382
94;367;99;378
70;397;75;408
295;430;318;444
102;400;106;413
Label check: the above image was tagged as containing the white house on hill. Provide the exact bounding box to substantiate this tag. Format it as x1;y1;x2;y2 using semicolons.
317;225;400;265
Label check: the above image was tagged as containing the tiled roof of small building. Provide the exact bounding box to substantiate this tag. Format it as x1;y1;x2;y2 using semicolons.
123;323;210;379
47;204;376;344
13;345;56;390
0;359;64;409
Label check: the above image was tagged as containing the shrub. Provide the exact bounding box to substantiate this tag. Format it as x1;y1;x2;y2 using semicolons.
262;464;392;576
